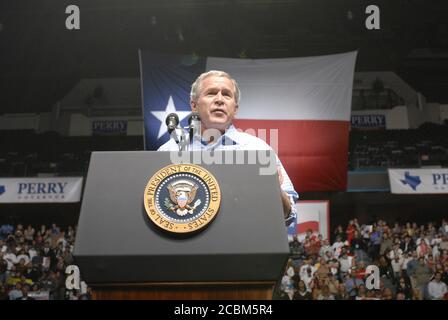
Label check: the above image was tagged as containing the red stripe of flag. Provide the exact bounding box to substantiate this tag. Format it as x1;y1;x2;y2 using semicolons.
234;119;349;192
296;221;320;234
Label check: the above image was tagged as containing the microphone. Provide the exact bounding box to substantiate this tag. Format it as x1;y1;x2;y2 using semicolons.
188;112;201;147
165;113;179;134
165;113;180;145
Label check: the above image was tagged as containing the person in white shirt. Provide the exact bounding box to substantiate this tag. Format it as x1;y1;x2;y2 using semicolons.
319;239;332;258
16;249;30;265
301;267;315;292
0;240;7;254
339;250;352;274
427;272;447;300
299;258;316;278
331;236;344;259
391;255;404;279
158;70;299;225
3;249;18;271
388;243;403;260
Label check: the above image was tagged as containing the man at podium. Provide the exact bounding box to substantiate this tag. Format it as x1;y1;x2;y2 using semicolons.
158;70;298;226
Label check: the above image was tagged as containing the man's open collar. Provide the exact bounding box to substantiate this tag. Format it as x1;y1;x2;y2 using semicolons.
200;124;239;148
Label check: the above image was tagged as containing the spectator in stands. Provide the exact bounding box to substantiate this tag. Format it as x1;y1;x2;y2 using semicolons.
392;222;402;236
426;253;437;272
388;243;403;261
392;253;405;277
27;263;42;283
15;224;24;237
439;219;448;236
427;272;447;300
16;249;30;265
310;277;325;299
280;260;295;299
67;226;76;240
8;282;24;300
331;236;345;259
380;232;393;257
3;248;18;272
331;257;342;275
50;223;60;236
289;237;300;256
317;285;335;300
396;292;406;300
401;235;416;254
432;234;442;257
406;251;419;277
412;288;423;300
378;220;390;235
326;273;340;296
300;266;315;292
339;248;352;276
319;239;332;259
24;225;35;245
379;255;396;287
335;283;350;300
315;257;331;281
0;282;8;300
34;231;44;247
351;230;367;262
410;257;432;296
369;226;382;261
382;287;394;300
361;224;372;242
39;225;46;237
42;242;56;270
411;222;419;238
334;225;345;241
302;236;313;257
0;259;7;287
396;276;412;300
346;220;357;245
16;258;29;276
441;249;448;264
28;283;48;300
344;272;364;298
404;222;413;237
0;224;14;241
366;289;380;300
416;234;431;258
292;280;312;300
354;284;367;300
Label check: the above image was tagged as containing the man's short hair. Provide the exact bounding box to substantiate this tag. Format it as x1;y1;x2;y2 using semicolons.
190;70;241;104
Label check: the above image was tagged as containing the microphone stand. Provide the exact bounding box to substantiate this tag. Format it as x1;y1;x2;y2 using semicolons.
177;127;188;151
188;113;201;151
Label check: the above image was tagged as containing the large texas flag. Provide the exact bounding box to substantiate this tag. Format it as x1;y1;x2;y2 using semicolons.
139;51;357;192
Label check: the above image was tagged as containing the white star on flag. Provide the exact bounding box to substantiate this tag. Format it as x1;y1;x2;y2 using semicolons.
150;96;191;139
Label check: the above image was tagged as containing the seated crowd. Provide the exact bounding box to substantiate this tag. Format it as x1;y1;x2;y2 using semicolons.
3;218;448;300
0;223;90;300
278;218;448;300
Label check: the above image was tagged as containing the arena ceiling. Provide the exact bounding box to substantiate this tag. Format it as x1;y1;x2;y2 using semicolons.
1;0;448;114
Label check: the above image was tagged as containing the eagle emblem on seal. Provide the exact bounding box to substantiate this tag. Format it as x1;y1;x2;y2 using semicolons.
164;180;202;216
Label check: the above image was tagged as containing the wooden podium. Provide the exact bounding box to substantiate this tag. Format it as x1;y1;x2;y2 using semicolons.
74;151;289;300
90;281;275;300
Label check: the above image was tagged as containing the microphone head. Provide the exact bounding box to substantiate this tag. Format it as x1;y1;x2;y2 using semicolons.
165;113;179;126
188;112;201;126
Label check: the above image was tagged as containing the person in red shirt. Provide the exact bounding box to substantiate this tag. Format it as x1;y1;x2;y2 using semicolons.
346;220;357;245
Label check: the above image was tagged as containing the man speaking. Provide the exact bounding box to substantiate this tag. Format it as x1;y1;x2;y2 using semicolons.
158;70;298;225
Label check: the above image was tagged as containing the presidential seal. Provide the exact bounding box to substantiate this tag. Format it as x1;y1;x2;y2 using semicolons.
143;164;221;234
